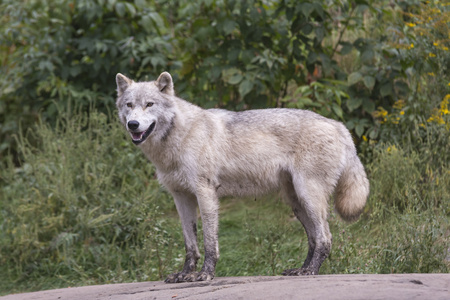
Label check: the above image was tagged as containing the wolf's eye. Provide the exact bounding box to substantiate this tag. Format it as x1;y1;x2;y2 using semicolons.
126;103;132;108
146;102;154;108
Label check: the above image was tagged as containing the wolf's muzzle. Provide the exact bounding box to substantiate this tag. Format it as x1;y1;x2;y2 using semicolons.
128;120;140;130
128;121;156;145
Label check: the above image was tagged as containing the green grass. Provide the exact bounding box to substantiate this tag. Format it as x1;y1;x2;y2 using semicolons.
0;110;448;296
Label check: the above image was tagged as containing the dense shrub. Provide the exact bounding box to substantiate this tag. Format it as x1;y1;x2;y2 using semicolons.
4;0;442;159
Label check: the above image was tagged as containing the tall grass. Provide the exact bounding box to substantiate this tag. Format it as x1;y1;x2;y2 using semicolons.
0;111;183;293
0;111;448;295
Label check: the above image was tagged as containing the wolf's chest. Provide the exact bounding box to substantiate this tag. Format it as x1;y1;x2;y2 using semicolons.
155;166;194;192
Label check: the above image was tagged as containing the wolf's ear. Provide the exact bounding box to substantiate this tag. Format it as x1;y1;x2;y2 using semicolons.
116;73;133;97
156;72;174;96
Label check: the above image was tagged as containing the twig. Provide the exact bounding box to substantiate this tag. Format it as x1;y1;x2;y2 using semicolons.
330;4;357;59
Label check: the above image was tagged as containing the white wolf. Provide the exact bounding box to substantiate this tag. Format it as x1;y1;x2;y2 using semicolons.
115;72;369;283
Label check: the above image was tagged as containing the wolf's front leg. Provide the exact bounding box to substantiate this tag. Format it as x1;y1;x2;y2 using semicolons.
165;192;201;283
196;186;220;281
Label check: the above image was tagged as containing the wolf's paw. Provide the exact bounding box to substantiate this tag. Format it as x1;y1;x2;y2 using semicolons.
164;272;197;283
196;270;215;281
164;271;215;283
164;272;183;283
282;267;317;276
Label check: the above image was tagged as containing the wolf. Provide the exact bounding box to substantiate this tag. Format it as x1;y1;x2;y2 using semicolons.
115;72;369;283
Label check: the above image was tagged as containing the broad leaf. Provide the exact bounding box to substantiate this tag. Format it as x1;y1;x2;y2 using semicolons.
380;82;392;97
239;79;254;99
348;72;363;85
347;97;363;112
340;42;353;55
363;75;376;90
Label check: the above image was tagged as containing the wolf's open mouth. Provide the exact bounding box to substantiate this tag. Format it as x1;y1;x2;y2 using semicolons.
131;122;156;145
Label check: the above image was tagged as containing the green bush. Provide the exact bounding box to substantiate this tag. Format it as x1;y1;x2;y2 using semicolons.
367;1;450;145
0;0;172;160
1;0;419;159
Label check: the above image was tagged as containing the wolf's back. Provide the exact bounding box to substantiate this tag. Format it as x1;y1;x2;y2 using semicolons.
334;149;369;222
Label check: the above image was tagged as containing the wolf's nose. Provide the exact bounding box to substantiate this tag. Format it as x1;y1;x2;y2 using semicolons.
128;120;140;130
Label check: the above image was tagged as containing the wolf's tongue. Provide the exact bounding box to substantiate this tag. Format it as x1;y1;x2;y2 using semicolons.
132;132;143;140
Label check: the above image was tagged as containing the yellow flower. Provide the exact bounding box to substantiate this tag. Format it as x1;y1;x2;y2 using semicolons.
400;111;405;115
373;107;388;119
425;95;450;126
443;47;449;51
427;72;435;76
408;43;414;49
441;95;449;114
362;135;368;142
393;99;405;109
433;42;438;46
429;53;436;57
387;145;397;153
406;23;416;27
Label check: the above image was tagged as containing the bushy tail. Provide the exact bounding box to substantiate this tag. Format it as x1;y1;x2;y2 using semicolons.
334;153;370;222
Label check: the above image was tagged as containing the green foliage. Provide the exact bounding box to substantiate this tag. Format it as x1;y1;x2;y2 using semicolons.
0;0;172;159
325;211;448;274
218;199;305;277
173;0;341;109
0;110;184;293
1;0;415;159
362;1;450;142
283;80;348;120
369;145;422;211
1;1;449;159
368;144;449;213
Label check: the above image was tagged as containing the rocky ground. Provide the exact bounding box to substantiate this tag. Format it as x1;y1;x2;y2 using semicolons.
1;274;449;300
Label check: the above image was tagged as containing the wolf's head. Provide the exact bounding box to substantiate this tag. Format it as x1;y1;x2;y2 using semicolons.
115;72;176;145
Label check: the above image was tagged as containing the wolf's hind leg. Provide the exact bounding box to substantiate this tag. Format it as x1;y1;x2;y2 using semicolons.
281;178;315;270
282;175;332;276
165;192;200;283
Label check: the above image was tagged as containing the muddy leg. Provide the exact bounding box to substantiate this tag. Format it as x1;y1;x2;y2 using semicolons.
282;175;332;276
165;192;200;283
195;186;220;281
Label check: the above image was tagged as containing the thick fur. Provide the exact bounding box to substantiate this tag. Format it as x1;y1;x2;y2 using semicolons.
115;72;370;283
